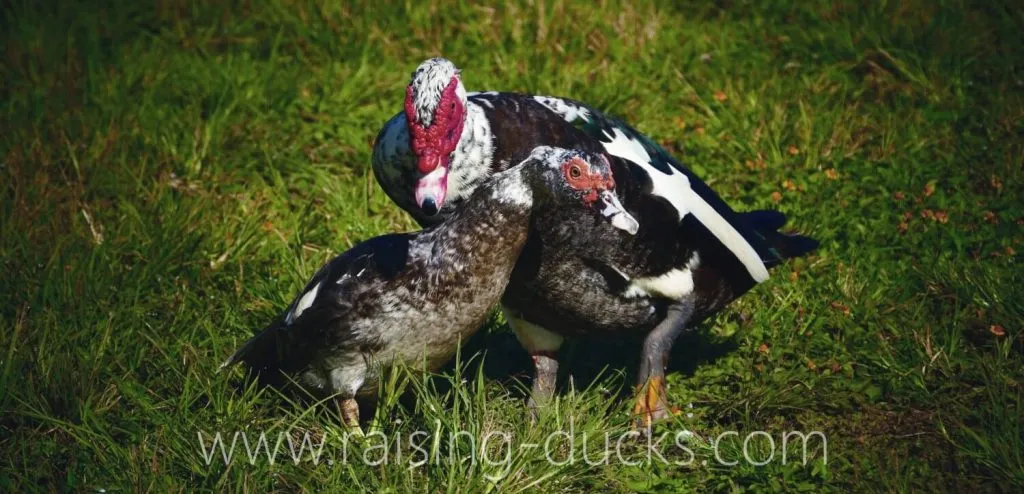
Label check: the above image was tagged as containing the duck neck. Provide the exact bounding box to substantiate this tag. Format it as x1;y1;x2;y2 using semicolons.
415;166;535;276
445;101;495;207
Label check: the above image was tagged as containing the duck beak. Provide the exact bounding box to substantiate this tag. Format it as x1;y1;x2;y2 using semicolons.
598;190;639;235
414;165;448;216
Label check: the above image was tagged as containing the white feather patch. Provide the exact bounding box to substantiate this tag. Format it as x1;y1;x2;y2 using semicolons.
503;306;564;353
599;129;769;283
446;103;494;203
624;270;694;300
287;280;321;324
410;58;458;125
533;96;592;122
328;358;367;396
623;253;701;300
488;168;531;206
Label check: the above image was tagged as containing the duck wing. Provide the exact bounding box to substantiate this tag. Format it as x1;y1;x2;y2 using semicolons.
529;95;793;282
219;233;414;380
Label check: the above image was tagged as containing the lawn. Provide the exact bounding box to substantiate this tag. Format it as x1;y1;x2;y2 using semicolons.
2;0;1022;491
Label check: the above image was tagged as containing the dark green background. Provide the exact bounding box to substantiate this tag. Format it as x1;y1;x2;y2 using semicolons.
2;0;1021;491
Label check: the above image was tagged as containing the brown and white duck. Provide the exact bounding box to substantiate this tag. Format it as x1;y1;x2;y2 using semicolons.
221;146;636;430
371;57;819;426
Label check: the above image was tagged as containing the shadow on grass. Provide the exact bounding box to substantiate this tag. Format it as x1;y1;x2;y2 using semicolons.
448;322;740;404
224;319;738;424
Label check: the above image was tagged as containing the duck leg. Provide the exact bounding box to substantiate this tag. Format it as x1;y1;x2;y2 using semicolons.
504;307;564;412
634;294;695;429
337;397;364;436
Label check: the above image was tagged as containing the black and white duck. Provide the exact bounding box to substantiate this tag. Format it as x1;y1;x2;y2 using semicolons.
221;146;637;430
371;57;819;426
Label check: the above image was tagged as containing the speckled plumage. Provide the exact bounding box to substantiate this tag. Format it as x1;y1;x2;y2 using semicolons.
223;147;632;407
372;60;818;329
373;99;493;225
407;58;461;126
375;90;777;332
371;58;819;424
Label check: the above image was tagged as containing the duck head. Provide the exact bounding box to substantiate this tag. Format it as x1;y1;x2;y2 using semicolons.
404;57;468;216
527;147;640;235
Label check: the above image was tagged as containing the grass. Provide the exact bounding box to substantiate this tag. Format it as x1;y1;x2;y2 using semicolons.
2;0;1022;491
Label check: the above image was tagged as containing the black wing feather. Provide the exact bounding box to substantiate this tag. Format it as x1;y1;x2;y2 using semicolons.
220;233;414;378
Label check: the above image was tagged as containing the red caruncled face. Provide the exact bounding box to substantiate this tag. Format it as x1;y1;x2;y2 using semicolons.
404;78;466;174
561;157;616;204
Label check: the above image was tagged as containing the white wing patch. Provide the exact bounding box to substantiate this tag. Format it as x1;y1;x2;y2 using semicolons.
532;96;769;282
625;269;695;300
600;129;769;283
601;127;691;221
687;191;768;282
287;280;322;324
623;253;700;300
533;96;591;122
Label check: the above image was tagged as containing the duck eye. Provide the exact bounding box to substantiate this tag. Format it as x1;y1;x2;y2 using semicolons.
569;166;583;179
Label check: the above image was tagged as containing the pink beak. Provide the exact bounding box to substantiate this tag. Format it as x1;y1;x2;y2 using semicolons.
415;164;448;216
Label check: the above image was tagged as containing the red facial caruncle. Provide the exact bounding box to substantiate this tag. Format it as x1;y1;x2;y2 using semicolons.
405;78;466;173
561;156;616;204
404;76;466;215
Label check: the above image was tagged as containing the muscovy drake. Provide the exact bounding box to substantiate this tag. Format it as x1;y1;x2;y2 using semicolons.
371;58;820;426
222;147;636;431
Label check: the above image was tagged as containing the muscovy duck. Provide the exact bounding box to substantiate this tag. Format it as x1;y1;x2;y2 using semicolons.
221;146;637;431
371;57;819;426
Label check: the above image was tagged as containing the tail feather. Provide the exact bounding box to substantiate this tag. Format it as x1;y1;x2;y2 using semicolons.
766;233;820;266
739;210;819;268
219;323;287;384
739;210;788;231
